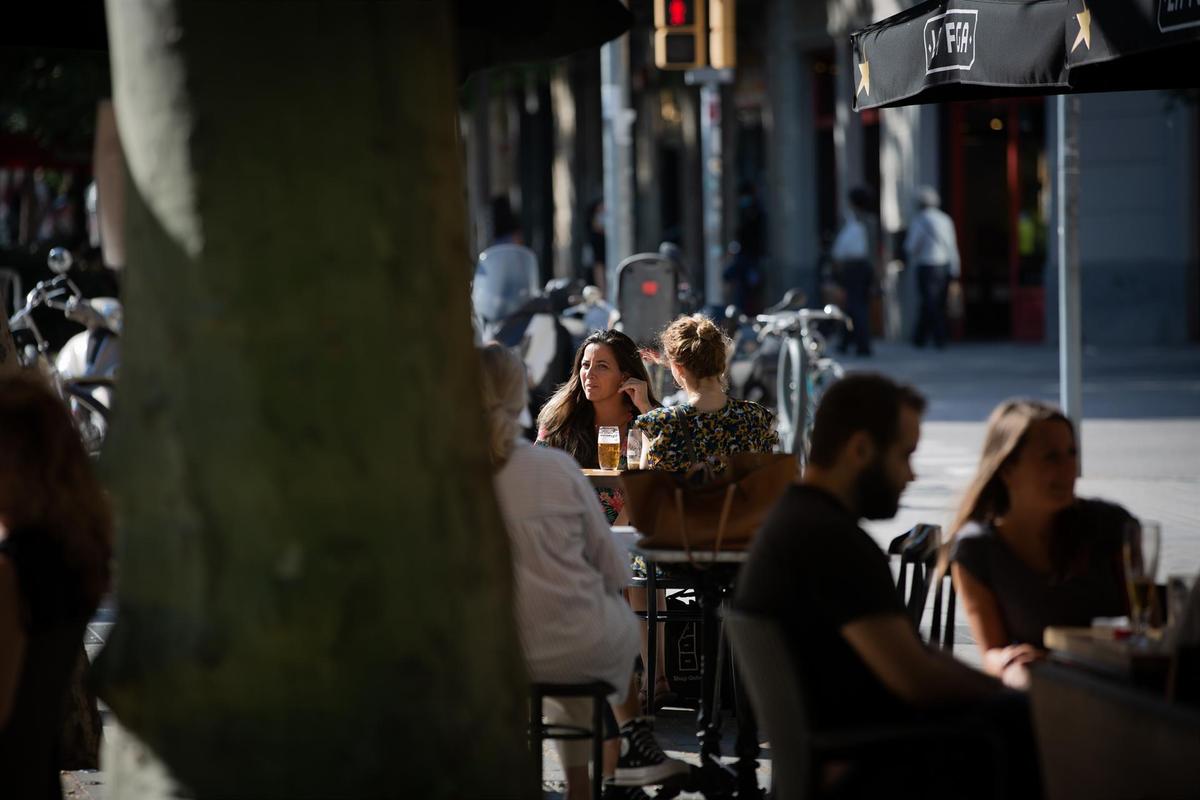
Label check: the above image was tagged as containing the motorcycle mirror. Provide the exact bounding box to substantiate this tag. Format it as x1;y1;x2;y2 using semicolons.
47;247;74;274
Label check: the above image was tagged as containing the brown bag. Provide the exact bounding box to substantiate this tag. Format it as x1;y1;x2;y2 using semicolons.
621;453;797;555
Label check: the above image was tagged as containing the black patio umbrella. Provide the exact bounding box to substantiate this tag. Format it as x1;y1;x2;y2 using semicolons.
851;0;1200;110
850;0;1199;441
0;0;633;80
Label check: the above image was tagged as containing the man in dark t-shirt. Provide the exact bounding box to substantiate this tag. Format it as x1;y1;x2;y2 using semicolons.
736;483;910;727
735;374;1041;796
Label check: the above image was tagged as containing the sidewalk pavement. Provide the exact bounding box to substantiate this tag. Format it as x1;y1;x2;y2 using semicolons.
65;340;1200;798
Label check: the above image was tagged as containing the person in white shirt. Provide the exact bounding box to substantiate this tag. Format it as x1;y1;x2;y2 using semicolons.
479;343;688;799
830;187;876;356
904;186;961;348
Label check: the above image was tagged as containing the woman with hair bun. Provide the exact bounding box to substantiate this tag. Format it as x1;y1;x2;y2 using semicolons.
633;314;777;471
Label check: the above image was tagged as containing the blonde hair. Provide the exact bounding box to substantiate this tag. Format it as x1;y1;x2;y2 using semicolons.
659;314;729;381
938;399;1073;575
479;343;529;470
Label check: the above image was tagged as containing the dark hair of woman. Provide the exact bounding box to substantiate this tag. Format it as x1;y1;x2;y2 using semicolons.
0;375;112;608
537;329;659;466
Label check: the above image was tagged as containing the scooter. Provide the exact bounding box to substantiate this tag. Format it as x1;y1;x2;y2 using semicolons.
7;247;121;453
472;245;575;426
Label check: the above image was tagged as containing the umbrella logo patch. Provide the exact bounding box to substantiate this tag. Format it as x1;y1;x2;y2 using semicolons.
923;9;978;74
1159;0;1200;32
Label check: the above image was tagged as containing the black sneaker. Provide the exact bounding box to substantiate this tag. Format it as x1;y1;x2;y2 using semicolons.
611;717;690;787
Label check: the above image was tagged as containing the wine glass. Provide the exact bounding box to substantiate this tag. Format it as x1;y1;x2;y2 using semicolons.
597;426;621;470
1122;519;1162;640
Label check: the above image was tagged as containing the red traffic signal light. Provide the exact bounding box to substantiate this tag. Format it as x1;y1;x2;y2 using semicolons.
655;0;705;69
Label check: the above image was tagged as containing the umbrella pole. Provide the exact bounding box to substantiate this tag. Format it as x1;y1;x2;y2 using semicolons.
1057;94;1083;474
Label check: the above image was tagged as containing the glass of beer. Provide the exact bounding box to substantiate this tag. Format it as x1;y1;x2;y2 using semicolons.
1123;519;1162;639
597;426;621;470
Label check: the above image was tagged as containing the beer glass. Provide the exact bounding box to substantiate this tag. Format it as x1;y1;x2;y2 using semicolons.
597;426;621;470
626;428;642;469
1123;519;1162;638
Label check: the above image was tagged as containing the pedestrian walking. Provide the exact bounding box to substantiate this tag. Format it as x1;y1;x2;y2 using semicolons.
830;187;877;356
904;186;960;348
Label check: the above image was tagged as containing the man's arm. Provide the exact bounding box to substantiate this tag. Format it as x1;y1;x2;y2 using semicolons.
841;612;1000;708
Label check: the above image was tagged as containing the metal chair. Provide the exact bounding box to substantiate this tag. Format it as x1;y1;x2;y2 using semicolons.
723;608;1004;800
630;574;702;713
889;524;956;650
529;680;613;800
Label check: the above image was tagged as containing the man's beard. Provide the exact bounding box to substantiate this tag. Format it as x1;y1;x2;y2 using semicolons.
856;457;902;520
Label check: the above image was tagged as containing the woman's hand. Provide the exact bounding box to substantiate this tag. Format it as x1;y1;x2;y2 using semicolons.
620;377;653;414
984;643;1043;691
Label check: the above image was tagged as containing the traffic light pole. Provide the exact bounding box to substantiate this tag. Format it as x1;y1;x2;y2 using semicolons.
601;19;636;303
687;68;733;308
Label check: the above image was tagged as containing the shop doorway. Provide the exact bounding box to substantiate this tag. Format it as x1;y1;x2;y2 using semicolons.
946;99;1048;341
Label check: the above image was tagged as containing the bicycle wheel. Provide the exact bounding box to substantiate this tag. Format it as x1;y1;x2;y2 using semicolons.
775;335;805;455
796;357;844;463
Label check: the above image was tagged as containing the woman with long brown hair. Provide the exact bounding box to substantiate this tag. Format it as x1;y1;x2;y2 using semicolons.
946;399;1132;689
0;375;113;798
536;329;675;711
537;329;659;524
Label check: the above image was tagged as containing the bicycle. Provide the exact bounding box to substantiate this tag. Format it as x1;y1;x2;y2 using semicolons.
754;305;849;463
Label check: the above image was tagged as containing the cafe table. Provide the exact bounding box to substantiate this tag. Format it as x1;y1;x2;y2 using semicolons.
582;468;624;492
1043;625;1172;691
1030;660;1200;800
611;525;759;799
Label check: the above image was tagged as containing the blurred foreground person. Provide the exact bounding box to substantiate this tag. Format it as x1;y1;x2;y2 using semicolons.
948;400;1132;689
735;374;1041;798
0;376;112;799
480;344;686;799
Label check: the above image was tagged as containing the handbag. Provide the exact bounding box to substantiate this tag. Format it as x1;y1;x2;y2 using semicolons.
621;451;797;555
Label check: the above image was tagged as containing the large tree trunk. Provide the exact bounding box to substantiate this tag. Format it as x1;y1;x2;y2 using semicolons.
96;2;530;797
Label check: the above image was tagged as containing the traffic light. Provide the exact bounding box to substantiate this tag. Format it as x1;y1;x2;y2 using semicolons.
708;0;736;69
654;0;706;70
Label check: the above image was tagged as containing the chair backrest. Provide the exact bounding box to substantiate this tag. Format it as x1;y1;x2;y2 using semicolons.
723;608;813;800
888;524;955;650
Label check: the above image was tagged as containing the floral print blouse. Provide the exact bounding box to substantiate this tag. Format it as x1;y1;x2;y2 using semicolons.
632;398;778;472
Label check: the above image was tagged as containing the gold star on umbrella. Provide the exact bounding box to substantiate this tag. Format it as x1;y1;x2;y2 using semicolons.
857;58;870;97
1072;4;1092;52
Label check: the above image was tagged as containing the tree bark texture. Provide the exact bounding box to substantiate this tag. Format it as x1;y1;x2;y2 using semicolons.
97;2;531;797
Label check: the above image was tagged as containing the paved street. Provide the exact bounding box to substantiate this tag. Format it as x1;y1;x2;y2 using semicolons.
65;340;1200;799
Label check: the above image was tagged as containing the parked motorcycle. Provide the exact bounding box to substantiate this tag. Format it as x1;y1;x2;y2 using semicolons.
472;244;575;428
7;247;121;454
